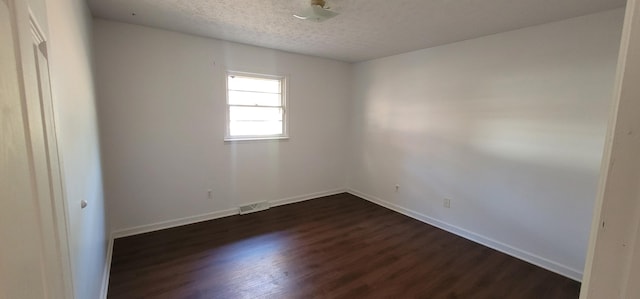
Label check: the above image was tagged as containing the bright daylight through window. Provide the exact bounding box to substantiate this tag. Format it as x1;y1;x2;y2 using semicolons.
226;72;287;140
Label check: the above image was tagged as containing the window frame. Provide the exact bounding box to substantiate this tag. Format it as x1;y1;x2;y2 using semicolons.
224;70;289;141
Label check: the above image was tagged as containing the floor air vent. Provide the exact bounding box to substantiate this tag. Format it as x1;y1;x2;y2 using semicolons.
239;201;271;215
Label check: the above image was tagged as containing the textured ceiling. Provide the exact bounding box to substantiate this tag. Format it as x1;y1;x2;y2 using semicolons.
88;0;626;62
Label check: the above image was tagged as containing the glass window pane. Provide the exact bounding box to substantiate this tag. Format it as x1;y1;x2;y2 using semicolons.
226;73;286;139
229;90;281;106
230;121;283;136
230;106;283;121
228;75;281;93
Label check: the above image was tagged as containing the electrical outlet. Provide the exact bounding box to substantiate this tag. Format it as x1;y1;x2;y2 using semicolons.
395;184;400;192
443;198;451;208
208;189;213;200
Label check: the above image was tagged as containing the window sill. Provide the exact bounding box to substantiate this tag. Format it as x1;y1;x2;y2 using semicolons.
224;136;290;143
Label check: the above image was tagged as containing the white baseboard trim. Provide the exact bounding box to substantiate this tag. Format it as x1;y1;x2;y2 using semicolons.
347;188;583;282
111;188;347;239
112;208;239;239
99;236;114;299
270;188;346;207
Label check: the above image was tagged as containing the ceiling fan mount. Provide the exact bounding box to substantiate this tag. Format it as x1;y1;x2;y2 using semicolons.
311;0;327;7
294;0;339;22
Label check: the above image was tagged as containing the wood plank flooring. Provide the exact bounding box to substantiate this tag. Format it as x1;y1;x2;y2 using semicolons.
107;193;580;298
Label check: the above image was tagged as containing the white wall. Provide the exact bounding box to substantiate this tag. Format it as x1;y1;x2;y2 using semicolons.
348;9;624;280
93;20;352;233
46;0;107;298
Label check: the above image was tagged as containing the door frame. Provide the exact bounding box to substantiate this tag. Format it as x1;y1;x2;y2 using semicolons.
581;0;640;297
2;0;74;297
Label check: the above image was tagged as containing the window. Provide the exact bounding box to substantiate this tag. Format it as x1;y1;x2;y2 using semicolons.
225;71;287;141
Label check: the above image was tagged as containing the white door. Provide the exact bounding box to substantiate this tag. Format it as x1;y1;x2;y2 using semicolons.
0;0;73;298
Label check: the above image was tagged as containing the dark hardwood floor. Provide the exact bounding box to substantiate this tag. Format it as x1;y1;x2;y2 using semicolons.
107;193;580;299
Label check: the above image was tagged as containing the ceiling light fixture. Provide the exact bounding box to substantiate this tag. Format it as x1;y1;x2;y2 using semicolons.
293;0;338;22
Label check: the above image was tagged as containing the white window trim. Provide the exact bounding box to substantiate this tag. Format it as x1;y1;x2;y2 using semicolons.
224;71;289;142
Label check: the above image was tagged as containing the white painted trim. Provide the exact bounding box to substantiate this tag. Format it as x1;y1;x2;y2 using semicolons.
99;237;114;299
224;70;289;141
580;3;640;298
270;188;346;207
224;136;290;142
347;188;583;282
112;188;347;239
112;208;239;239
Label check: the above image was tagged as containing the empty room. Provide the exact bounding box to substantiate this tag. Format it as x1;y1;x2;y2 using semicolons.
3;0;640;298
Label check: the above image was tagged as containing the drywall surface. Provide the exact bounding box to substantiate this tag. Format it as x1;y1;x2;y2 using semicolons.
93;20;351;232
349;9;624;278
46;0;107;298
